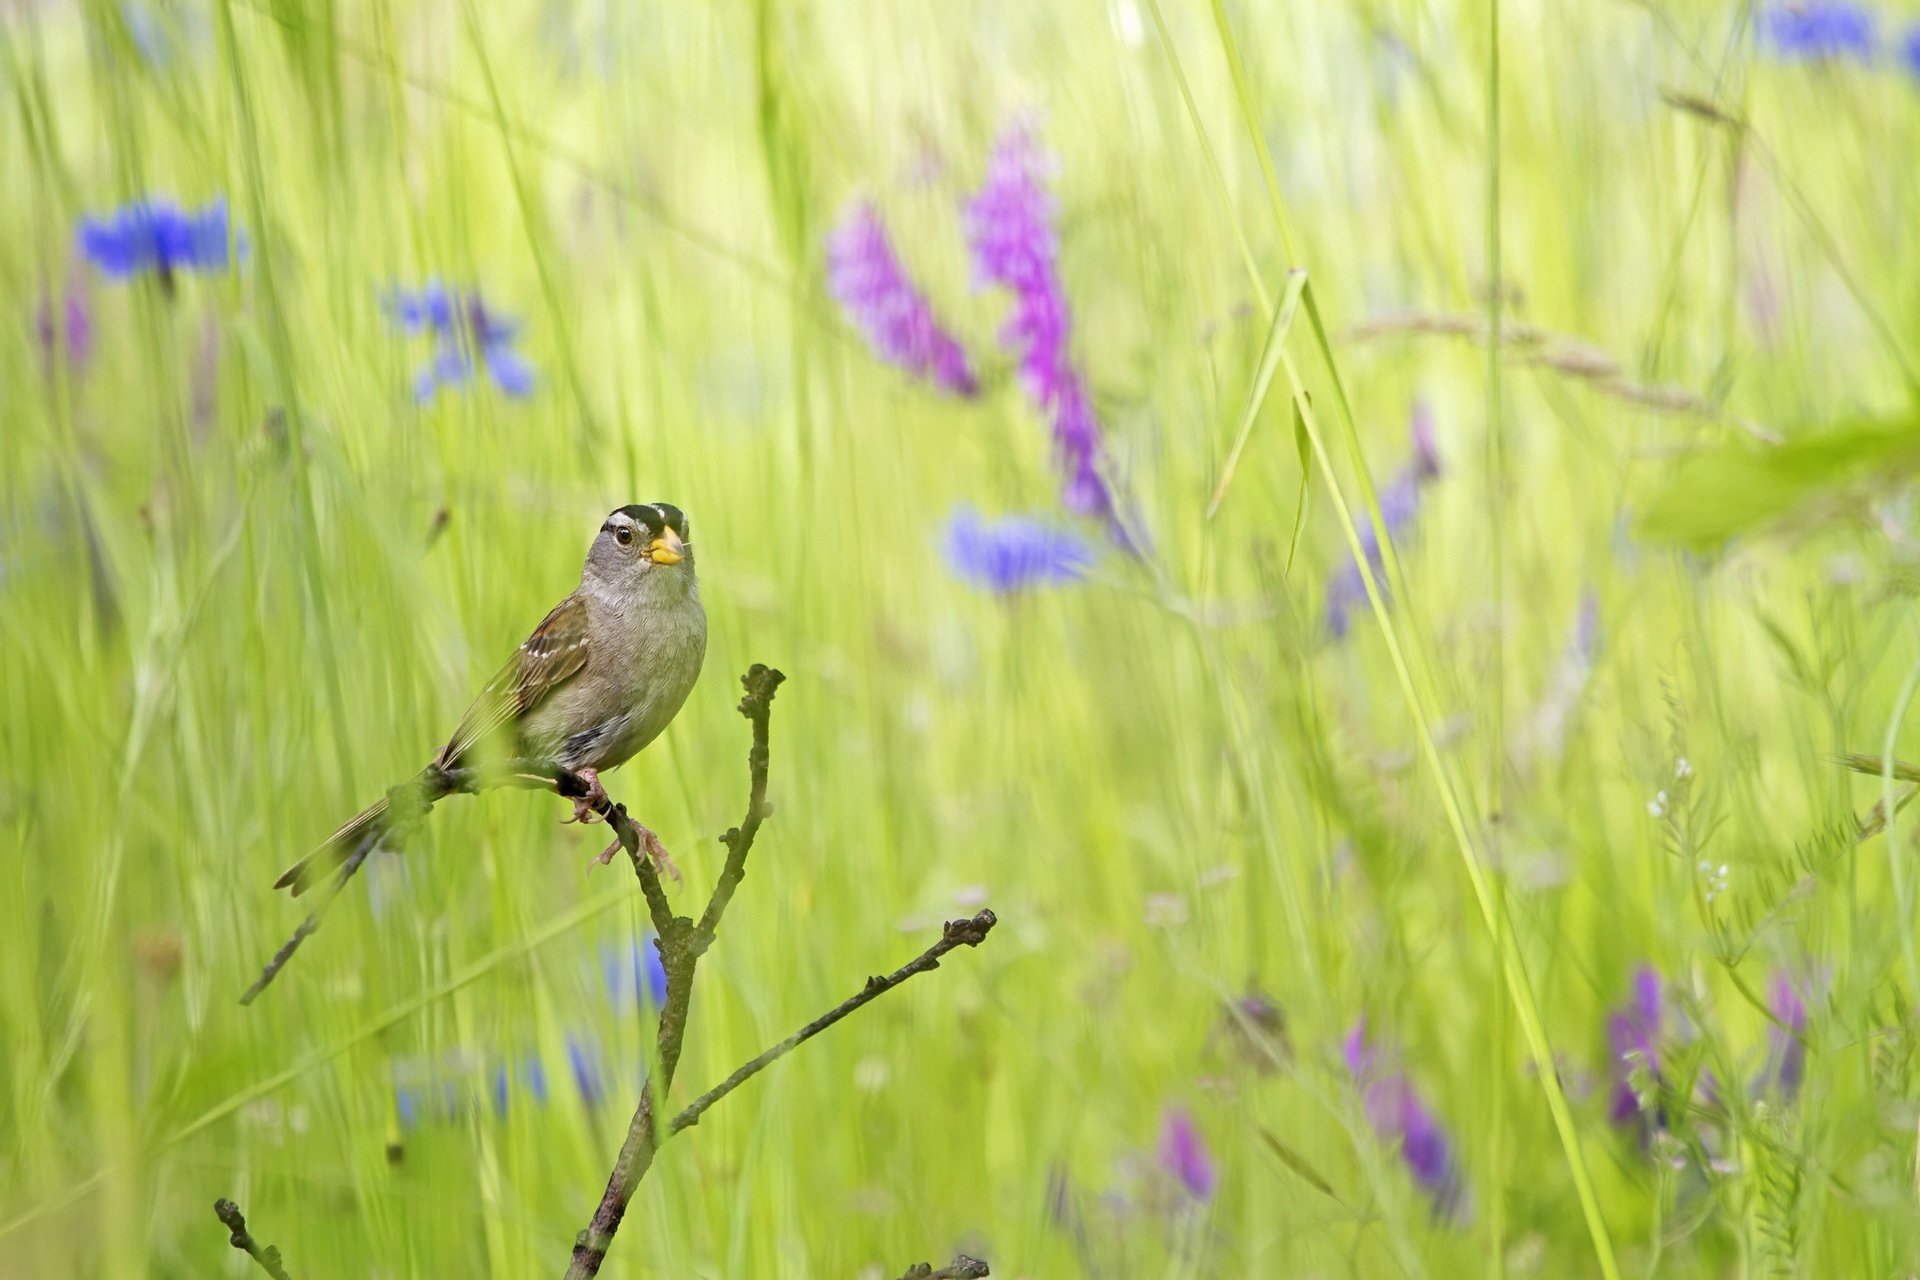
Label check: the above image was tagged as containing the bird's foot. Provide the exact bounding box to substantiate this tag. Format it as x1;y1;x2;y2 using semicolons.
591;819;682;883
560;767;609;825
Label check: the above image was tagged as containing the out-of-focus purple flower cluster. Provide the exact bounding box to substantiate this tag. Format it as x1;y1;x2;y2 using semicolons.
1156;1106;1216;1203
943;505;1094;595
825;122;1133;591
385;282;536;404
1324;402;1442;640
1757;973;1809;1100
826;200;977;397
35;287;92;374
1601;964;1811;1156
1604;965;1667;1129
1343;1019;1466;1221
963;124;1117;526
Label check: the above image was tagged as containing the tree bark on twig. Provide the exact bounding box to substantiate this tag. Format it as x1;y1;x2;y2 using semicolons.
895;1256;991;1280
667;909;997;1139
563;664;783;1279
563;668;1000;1278
213;1198;295;1280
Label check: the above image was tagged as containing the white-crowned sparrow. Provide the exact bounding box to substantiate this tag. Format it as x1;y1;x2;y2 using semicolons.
274;503;708;894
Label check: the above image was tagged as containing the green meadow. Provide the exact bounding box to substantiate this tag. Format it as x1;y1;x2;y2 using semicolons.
6;0;1920;1275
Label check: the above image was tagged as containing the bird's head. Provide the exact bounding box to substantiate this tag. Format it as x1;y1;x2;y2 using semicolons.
586;503;694;592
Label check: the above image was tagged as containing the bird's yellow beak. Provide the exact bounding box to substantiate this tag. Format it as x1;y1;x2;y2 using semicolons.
646;528;686;566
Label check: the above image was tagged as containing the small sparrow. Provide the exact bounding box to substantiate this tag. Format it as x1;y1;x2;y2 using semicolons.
274;503;708;895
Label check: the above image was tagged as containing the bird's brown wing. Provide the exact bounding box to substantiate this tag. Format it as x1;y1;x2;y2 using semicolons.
433;592;592;769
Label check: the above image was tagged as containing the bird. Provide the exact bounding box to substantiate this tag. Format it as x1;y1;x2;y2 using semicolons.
273;503;708;896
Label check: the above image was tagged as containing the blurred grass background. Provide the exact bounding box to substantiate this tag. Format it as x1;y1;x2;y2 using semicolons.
6;0;1920;1274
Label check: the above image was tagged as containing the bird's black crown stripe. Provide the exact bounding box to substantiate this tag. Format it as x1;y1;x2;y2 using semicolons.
609;504;667;535
647;502;688;536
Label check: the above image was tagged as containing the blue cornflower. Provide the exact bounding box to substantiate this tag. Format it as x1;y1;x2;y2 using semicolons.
944;506;1096;594
1760;3;1876;60
1900;25;1920;78
601;936;669;1011
566;1032;608;1107
77;197;240;282
384;281;536;404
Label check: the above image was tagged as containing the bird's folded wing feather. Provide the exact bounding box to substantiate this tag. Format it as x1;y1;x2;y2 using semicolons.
434;592;592;769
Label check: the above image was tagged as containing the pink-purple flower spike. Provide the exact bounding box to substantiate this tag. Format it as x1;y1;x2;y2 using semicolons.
963;123;1119;525
825;199;977;397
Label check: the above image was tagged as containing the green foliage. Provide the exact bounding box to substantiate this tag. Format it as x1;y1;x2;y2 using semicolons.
7;0;1920;1276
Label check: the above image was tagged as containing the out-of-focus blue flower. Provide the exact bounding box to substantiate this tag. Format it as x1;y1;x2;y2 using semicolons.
825;200;977;396
602;936;669;1011
384;281;536;404
78;197;240;282
1605;965;1666;1128
35;287;92;372
1325;401;1442;639
1758;972;1808;1101
1760;3;1877;60
1344;1019;1466;1221
964;123;1122;529
944;505;1095;594
1899;25;1920;78
1156;1106;1216;1203
567;1033;607;1107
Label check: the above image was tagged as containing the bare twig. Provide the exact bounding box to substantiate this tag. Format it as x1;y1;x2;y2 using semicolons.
565;665;784;1279
213;1199;295;1280
1343;310;1782;444
241;757;670;1004
669;910;998;1138
896;1256;991;1280
563;668;999;1279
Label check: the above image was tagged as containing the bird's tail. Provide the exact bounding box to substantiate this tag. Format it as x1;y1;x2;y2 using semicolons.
272;795;393;897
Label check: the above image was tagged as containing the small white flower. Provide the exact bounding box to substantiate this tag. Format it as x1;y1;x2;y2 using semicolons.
1675;756;1692;779
1648;790;1669;818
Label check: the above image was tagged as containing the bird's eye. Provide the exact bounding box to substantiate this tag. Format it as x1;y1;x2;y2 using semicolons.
614;526;634;547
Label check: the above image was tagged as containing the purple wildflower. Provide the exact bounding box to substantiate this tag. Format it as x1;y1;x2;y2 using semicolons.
944;505;1095;594
1605;966;1665;1128
1760;3;1876;60
963;123;1120;526
78;197;240;282
825;200;976;396
1156;1107;1216;1203
1345;1019;1465;1220
1757;972;1808;1101
34;287;92;373
1901;25;1920;79
1325;402;1442;639
385;282;536;404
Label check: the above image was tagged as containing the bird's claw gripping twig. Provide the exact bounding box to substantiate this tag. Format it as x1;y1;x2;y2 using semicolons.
562;767;610;825
592;817;682;883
